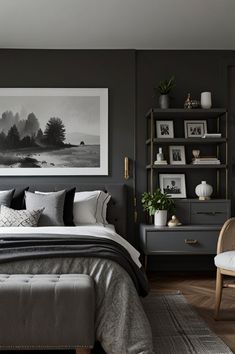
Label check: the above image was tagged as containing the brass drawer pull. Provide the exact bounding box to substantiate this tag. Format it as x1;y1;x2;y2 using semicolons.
185;239;198;245
196;212;223;216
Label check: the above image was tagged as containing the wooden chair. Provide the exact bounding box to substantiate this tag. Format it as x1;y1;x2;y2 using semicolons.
214;218;235;319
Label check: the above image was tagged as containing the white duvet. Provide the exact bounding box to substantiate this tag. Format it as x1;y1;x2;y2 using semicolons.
0;225;142;268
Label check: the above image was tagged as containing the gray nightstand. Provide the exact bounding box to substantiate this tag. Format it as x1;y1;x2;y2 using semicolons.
140;199;231;270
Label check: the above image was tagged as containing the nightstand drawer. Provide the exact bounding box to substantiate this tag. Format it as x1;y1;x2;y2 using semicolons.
145;230;219;254
191;202;228;225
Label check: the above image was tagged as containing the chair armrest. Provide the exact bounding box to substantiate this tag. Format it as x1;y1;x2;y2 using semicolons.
217;218;235;254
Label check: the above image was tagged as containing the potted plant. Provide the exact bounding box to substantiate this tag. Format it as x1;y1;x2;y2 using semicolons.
154;76;175;109
142;189;175;226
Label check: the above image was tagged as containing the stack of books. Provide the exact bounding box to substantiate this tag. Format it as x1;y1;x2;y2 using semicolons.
202;133;222;138
192;157;221;165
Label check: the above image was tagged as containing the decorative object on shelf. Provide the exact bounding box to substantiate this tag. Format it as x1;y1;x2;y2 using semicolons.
159;173;186;198
195;181;213;200
201;92;212;109
184;120;207;138
192;149;200;159
141;189;175;226
184;93;193;109
191;99;201;109
167;215;182;227
202;133;222;138
157;147;164;161
169;145;186;165
154;76;175;109
192;156;221;165
156;120;174;138
184;94;201;109
154;147;168;165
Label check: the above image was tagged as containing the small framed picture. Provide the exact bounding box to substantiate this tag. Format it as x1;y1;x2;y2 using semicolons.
169;146;186;165
184;120;207;138
159;173;186;198
156;120;174;138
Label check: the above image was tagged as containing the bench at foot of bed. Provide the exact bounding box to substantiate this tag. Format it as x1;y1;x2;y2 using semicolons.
0;274;95;353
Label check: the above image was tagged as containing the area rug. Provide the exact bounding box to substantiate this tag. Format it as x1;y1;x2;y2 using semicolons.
142;292;233;354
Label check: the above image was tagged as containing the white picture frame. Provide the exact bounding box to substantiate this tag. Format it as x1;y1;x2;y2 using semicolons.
169;145;186;165
159;173;186;198
156;120;174;138
0;88;108;176
184;120;207;138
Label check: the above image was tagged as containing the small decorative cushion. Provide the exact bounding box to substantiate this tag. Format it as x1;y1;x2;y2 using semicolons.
0;205;43;227
73;190;111;225
11;187;29;210
25;190;66;226
0;189;15;207
35;188;76;226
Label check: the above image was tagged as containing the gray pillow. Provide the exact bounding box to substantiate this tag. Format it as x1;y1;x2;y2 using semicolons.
0;189;15;207
0;205;43;227
25;190;66;226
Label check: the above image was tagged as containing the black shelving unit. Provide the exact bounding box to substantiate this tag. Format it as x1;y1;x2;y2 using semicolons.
146;108;228;198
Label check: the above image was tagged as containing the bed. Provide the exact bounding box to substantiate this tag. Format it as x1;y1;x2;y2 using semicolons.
0;183;153;354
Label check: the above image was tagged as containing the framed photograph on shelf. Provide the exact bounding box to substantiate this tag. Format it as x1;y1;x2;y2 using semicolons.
169;145;186;165
156;120;174;138
159;173;186;198
184;120;207;138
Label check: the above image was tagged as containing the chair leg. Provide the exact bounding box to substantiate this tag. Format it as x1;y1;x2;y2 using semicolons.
214;268;223;320
76;348;91;354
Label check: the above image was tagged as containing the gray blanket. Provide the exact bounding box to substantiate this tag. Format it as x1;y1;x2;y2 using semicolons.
0;234;154;354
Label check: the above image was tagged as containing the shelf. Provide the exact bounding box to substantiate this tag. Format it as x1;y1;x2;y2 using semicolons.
146;164;227;170
146;138;227;145
145;108;227;119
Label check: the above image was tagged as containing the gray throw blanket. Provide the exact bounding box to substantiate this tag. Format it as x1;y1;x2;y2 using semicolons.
0;234;154;354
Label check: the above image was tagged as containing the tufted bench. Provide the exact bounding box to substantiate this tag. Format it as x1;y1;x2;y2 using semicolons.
0;274;95;354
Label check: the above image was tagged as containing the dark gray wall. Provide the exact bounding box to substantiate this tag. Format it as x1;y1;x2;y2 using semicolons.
1;49;235;266
0;49;136;240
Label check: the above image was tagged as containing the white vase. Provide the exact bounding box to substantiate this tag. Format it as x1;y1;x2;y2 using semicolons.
201;92;212;109
154;210;167;226
195;181;213;200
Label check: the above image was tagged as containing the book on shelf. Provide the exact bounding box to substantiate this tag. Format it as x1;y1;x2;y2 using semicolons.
154;160;168;165
202;133;222;138
192;157;221;165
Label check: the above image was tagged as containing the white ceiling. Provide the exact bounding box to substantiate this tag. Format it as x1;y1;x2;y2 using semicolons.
0;0;235;49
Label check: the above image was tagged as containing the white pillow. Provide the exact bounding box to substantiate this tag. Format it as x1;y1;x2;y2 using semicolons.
73;190;111;225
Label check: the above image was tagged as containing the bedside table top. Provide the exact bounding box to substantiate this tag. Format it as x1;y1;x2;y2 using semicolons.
140;224;222;231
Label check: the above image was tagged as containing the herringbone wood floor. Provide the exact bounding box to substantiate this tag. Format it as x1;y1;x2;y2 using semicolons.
149;272;235;353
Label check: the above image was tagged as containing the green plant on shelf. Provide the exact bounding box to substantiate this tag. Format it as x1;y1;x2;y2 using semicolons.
141;189;175;216
154;76;176;95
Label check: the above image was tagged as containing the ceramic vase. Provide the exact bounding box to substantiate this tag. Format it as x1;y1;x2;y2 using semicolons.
201;92;212;109
159;95;170;109
195;181;213;200
154;210;167;226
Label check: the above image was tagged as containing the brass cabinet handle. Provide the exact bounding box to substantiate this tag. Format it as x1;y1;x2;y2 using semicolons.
185;239;198;245
196;212;223;216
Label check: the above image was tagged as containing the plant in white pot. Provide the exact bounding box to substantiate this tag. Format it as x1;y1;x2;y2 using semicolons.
154;76;175;109
142;189;175;226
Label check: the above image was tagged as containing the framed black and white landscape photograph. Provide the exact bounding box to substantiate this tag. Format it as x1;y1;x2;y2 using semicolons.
159;173;186;198
0;88;108;175
156;120;174;138
169;145;186;165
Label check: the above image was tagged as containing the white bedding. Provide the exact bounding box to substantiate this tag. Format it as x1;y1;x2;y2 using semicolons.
0;225;142;268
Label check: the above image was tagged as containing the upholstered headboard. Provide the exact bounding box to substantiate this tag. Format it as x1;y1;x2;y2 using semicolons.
0;183;127;237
